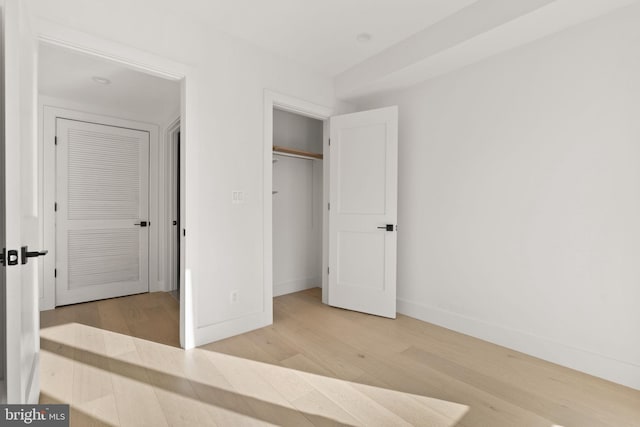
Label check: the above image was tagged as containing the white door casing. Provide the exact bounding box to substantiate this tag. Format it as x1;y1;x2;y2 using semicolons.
55;118;150;306
2;0;41;404
328;106;398;318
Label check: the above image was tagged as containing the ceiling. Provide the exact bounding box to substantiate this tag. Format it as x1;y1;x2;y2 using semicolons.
163;0;477;76
31;0;639;100
38;43;180;124
336;0;639;98
163;0;637;97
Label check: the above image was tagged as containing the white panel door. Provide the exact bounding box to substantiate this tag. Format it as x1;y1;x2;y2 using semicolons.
55;119;150;306
328;106;398;318
2;0;41;404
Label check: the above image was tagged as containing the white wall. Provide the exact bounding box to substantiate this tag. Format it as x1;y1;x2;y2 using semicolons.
272;111;323;297
356;4;640;390
27;0;351;345
273;109;323;153
272;156;323;296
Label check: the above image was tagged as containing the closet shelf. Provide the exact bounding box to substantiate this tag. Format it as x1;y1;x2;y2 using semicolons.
273;145;323;160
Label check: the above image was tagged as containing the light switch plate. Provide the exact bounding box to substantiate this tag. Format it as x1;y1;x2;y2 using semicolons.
232;191;246;204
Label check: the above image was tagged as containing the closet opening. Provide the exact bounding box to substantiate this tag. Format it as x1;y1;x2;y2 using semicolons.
272;108;325;299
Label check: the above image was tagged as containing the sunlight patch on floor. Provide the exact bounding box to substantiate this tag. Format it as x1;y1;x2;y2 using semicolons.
40;322;469;426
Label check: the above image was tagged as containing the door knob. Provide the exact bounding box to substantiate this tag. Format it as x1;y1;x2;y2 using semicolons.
21;246;48;265
377;224;395;232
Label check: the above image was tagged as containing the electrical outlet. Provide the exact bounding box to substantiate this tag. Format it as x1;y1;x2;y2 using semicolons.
230;291;239;303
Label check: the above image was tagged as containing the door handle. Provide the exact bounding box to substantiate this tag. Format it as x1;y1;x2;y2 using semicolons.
135;221;148;227
21;246;48;265
377;224;395;232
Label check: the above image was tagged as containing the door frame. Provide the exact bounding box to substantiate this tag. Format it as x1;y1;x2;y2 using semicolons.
166;117;181;293
263;90;333;315
35;21;194;348
1;2;8;401
41;106;159;310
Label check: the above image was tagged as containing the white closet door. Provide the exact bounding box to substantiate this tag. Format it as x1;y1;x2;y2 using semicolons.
55;119;150;306
328;106;398;318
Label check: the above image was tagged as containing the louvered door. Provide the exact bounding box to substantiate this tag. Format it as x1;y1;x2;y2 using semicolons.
55;119;150;306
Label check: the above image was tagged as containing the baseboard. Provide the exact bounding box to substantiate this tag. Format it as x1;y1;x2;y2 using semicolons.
150;280;168;293
194;311;271;347
274;277;320;297
39;297;54;312
26;354;40;404
397;297;640;391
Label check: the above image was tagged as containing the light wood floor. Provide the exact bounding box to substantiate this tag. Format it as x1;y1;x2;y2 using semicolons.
40;289;640;426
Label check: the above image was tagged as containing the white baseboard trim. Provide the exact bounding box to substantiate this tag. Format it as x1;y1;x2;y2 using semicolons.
274;277;320;297
194;311;271;347
39;297;54;312
26;354;40;404
151;279;169;293
397;297;640;391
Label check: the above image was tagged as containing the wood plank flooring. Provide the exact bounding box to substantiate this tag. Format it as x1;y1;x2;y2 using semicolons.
39;289;640;426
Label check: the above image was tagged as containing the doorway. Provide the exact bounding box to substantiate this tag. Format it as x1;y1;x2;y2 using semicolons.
264;92;400;323
38;41;184;341
272;109;324;298
264;91;332;322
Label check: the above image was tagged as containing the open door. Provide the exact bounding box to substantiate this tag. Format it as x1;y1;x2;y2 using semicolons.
328;106;398;318
1;0;42;404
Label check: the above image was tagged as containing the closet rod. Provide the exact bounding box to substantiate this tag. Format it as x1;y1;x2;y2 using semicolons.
273;151;320;161
273;145;323;160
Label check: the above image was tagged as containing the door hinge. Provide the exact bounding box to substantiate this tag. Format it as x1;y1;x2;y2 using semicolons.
54;202;57;212
327;266;330;275
328;203;330;210
328;138;331;146
54;268;57;278
54;136;57;146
